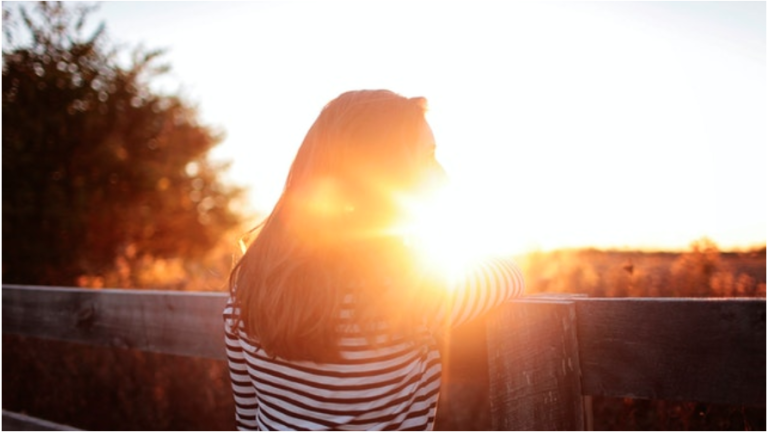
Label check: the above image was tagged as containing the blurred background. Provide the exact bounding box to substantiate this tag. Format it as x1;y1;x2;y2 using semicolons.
3;0;765;291
2;1;765;430
88;0;767;253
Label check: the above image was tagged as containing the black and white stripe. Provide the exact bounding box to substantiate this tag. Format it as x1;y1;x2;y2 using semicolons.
224;258;524;430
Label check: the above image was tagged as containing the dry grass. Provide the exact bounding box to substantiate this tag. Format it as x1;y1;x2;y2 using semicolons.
518;239;765;298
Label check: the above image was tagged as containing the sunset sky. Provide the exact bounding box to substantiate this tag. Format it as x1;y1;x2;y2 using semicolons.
39;1;768;252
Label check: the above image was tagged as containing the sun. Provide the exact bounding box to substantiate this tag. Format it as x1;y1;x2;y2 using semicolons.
395;182;520;285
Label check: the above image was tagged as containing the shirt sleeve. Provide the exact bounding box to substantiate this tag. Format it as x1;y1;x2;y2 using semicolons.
223;302;260;430
428;257;525;329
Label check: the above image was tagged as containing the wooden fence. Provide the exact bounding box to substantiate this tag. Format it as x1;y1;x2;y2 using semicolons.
2;285;765;430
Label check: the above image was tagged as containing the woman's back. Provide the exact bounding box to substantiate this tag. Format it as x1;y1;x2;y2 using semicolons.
225;257;524;430
225;303;442;430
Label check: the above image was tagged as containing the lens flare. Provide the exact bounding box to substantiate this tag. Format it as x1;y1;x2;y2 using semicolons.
395;183;518;285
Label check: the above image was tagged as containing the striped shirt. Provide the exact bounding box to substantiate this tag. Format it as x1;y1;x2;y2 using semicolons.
223;257;525;431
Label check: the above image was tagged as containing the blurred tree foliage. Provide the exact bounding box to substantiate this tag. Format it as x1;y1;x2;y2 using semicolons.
2;2;244;286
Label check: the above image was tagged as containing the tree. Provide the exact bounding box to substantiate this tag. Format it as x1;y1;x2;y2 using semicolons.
3;2;244;286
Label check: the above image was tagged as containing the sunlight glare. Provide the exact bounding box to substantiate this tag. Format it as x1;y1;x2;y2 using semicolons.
397;182;520;285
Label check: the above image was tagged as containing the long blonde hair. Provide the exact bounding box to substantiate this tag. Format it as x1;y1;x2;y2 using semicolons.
230;90;444;362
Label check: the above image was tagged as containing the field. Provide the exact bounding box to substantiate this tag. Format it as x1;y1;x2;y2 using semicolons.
3;243;765;430
519;242;765;298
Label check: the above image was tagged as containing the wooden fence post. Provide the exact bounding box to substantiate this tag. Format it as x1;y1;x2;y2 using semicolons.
486;299;585;430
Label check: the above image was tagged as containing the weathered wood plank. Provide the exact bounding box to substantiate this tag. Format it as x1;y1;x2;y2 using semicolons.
4;284;765;427
2;285;228;360
575;298;766;406
2;410;81;431
486;299;585;431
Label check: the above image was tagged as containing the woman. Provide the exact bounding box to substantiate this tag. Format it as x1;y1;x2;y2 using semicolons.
224;90;524;430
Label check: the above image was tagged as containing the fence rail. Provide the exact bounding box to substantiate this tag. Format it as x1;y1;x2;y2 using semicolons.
485;297;765;430
3;285;765;430
2;285;227;359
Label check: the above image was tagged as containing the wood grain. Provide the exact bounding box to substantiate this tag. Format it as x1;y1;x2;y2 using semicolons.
4;286;765;431
486;299;586;431
575;298;766;406
2;285;228;360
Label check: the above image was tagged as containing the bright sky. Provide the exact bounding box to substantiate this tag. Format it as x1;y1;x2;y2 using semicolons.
69;1;767;252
